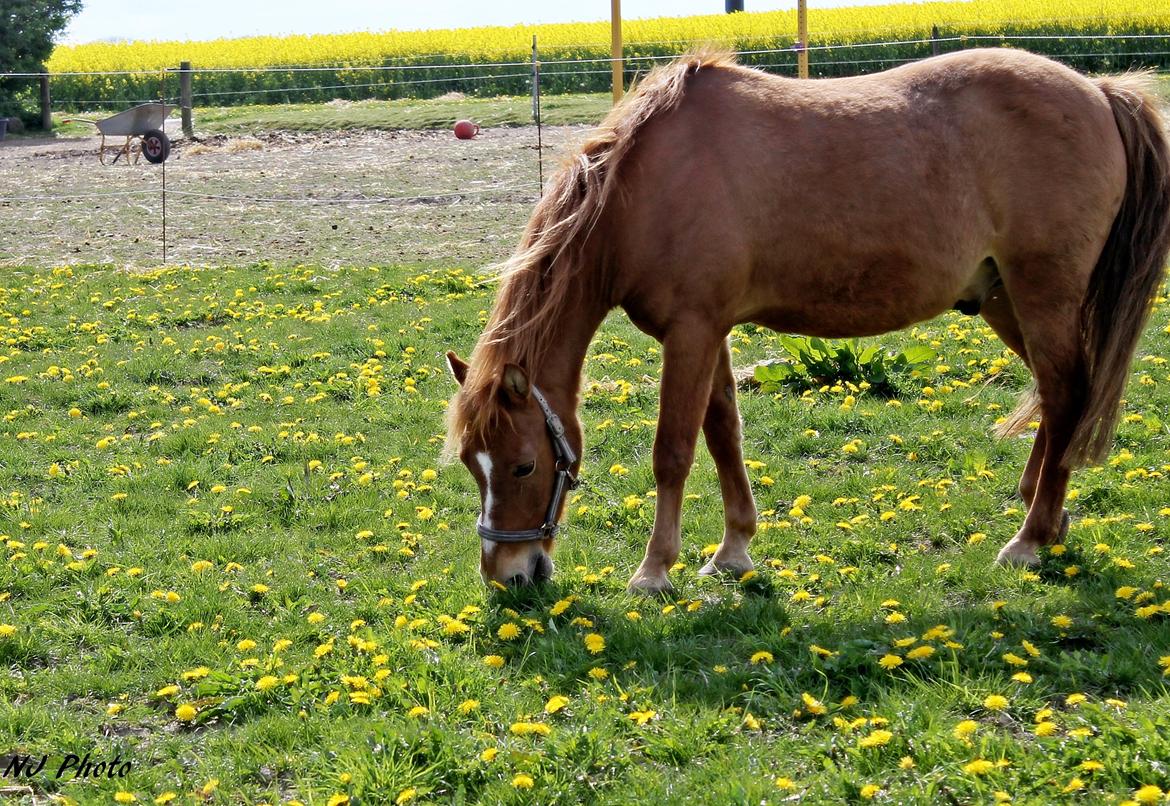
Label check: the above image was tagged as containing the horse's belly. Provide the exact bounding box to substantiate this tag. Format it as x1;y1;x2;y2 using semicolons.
743;252;980;338
749;302;948;339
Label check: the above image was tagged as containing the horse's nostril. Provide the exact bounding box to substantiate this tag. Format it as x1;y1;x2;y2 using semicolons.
532;553;553;583
505;573;530;588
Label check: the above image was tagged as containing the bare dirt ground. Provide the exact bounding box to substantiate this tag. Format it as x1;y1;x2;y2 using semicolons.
0;125;589;267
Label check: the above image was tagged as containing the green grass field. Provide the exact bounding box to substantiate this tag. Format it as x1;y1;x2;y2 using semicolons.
1;261;1169;805
42;94;611;139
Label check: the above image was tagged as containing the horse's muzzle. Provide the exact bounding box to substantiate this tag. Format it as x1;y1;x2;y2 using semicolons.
503;552;554;587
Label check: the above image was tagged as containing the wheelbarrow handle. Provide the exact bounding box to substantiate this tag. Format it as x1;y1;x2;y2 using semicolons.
61;119;99;127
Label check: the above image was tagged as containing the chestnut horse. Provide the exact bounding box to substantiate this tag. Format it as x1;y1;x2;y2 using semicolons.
446;48;1170;594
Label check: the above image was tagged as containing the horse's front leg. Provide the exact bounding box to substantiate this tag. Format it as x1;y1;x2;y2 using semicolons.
628;323;724;596
697;340;757;578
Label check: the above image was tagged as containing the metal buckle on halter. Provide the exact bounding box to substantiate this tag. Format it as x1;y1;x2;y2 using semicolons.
477;383;577;544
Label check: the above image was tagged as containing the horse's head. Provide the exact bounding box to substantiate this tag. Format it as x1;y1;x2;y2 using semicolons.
445;351;580;588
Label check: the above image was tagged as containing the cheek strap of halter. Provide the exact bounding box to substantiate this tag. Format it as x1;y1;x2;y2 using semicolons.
476;385;580;544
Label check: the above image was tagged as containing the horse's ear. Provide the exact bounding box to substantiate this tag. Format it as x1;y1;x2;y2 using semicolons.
501;363;530;405
446;351;469;386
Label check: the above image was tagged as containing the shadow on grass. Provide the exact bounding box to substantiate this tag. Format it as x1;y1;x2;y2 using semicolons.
486;552;1169;716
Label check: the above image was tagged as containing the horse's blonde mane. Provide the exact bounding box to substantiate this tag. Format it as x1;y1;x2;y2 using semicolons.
444;47;737;458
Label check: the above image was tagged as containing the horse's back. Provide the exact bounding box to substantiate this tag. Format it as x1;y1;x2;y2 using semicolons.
612;49;1127;338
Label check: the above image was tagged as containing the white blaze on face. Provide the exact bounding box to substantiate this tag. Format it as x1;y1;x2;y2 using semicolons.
475;451;496;558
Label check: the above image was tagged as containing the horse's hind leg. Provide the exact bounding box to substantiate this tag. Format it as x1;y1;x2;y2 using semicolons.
697;340;757;578
991;263;1088;566
980;287;1046;506
628;320;725;595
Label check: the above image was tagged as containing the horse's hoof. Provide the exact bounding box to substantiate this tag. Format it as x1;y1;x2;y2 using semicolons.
698;554;755;579
995;537;1040;567
627;574;675;597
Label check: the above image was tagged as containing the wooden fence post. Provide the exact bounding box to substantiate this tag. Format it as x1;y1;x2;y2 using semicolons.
40;73;52;131
797;0;809;79
180;61;193;137
931;25;941;57
611;0;623;103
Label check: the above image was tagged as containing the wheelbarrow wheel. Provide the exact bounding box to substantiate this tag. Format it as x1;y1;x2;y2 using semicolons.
141;129;171;164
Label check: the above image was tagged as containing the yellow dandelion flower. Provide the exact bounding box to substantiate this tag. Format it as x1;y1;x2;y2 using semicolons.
801;692;827;715
545;695;569;714
1134;785;1164;804
859;729;893;748
497;622;521;640
175;703;197;721
584;633;605;654
954;720;978;739
512;774;535;789
964;759;996;775
879;654;903;670
483;655;505;668
983;694;1009;711
550;598;573;616
750;650;774;665
510;721;551;736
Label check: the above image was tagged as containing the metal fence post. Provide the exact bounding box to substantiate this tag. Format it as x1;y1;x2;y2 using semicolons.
180;61;193;137
532;35;543;196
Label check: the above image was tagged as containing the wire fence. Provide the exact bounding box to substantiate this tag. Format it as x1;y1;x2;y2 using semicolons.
3;29;1168;113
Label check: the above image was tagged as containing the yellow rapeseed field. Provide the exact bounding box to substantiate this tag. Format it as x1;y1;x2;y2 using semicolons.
49;0;1169;73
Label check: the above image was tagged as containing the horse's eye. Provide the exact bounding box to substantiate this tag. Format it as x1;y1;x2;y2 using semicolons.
513;461;535;478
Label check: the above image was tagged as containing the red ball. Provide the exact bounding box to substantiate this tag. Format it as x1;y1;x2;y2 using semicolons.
454;119;480;140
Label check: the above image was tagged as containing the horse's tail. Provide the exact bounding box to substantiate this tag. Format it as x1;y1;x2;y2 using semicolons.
479;48;735;367
1058;74;1170;467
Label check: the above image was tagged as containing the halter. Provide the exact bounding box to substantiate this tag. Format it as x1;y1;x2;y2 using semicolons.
476;385;580;544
